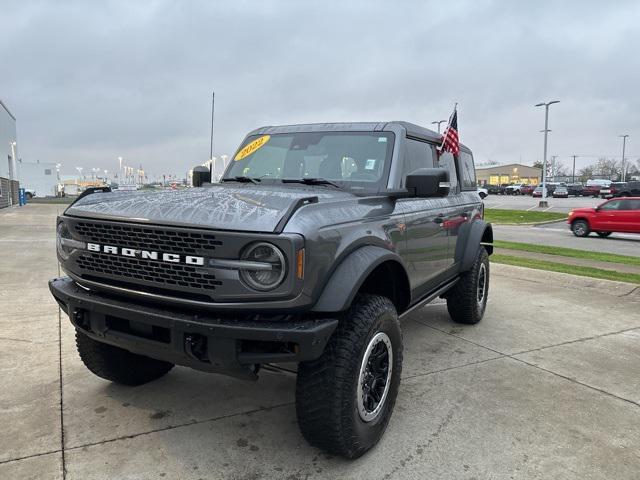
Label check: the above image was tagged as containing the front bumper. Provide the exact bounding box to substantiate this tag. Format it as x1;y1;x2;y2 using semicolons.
50;277;337;380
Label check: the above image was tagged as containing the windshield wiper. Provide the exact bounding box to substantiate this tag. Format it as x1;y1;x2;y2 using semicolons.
221;176;260;184
282;178;342;189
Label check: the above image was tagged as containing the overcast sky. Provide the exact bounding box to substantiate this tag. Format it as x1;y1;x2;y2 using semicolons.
2;0;639;178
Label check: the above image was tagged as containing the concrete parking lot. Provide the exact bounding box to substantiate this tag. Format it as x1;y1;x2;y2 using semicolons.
483;194;602;213
2;204;640;479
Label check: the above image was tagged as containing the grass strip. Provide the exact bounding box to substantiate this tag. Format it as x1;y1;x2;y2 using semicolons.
491;254;640;284
484;209;566;224
494;240;640;267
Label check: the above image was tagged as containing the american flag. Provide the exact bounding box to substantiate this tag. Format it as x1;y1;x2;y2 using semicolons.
440;107;459;156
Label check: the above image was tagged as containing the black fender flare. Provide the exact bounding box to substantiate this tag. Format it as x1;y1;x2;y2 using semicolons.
455;220;493;272
311;246;408;313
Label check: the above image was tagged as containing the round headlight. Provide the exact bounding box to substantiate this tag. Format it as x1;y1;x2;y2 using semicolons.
56;222;73;261
56;222;85;261
239;242;286;291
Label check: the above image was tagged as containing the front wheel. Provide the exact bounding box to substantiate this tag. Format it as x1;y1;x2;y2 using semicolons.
446;248;489;325
571;220;590;237
296;294;403;459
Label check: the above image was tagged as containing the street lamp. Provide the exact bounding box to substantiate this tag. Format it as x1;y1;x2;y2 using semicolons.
534;100;560;207
619;135;629;182
431;120;447;134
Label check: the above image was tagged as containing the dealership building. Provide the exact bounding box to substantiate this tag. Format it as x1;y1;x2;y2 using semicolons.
1;99;19;208
475;163;542;186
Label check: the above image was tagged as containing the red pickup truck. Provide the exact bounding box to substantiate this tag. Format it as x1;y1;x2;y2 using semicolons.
568;198;640;237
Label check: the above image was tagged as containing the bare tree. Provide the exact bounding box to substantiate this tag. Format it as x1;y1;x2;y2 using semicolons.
578;165;595;182
594;157;620;179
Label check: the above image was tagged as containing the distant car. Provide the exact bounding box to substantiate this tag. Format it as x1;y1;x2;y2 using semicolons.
520;185;535;195
532;184;555;197
613;181;640;198
566;183;583;196
24;189;35;200
583;180;610;197
600;182;627;199
568;197;640;237
552;186;569;198
505;183;523;195
477;187;488;199
487;184;502;195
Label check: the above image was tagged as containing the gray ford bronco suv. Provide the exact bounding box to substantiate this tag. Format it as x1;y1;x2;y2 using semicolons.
50;122;493;458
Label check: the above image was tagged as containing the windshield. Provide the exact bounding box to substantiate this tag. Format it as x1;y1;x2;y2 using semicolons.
224;131;395;192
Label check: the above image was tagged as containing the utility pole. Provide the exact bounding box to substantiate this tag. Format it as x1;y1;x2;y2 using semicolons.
620;134;629;182
210;91;215;160
534;100;560;208
571;155;578;183
431;120;446;134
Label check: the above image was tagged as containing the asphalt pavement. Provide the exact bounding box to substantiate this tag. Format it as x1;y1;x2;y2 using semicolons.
2;204;640;480
494;221;640;257
483;194;603;213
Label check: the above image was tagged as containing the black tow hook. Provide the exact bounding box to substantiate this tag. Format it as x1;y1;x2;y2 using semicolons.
185;334;210;363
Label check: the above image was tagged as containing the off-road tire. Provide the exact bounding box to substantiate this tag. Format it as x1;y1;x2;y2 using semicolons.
296;294;403;459
446;248;489;325
571;219;590;237
76;331;174;386
597;232;612;238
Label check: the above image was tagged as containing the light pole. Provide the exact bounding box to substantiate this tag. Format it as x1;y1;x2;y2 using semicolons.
535;100;560;207
117;156;123;179
210;91;215;160
571;155;578;184
431;119;446;134
619;135;629;181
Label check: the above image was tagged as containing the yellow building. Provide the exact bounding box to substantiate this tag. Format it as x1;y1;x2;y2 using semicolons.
475;163;542;186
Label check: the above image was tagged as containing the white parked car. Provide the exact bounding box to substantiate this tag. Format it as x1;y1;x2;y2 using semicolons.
477;187;488;199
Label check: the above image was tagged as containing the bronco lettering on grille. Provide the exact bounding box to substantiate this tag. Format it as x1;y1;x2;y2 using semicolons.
86;243;205;265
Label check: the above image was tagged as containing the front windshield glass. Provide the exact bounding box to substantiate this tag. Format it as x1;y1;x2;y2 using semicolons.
224;131;395;192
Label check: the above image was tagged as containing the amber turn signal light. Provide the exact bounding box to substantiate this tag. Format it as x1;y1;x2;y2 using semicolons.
296;249;305;279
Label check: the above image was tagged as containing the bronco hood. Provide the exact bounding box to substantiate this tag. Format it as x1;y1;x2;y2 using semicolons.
65;185;355;233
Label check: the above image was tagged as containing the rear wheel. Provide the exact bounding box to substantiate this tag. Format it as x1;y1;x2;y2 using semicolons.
571;220;590;237
597;232;612;238
446;248;489;325
76;331;174;386
296;294;403;458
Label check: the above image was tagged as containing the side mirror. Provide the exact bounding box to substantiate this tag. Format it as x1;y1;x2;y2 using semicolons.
406;168;450;198
192;165;211;187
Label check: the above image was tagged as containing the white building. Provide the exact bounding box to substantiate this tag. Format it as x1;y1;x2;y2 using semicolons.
18;160;60;197
1;99;18;208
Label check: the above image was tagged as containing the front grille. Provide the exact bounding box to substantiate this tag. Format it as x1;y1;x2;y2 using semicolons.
76;252;222;291
73;221;222;255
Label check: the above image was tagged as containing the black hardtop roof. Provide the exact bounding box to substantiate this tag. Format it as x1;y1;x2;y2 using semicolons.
247;121;471;153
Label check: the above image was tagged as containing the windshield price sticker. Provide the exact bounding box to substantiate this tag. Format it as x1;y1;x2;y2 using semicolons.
234;135;271;161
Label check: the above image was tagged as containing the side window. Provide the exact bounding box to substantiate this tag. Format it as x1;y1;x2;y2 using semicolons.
437;150;458;192
401;139;434;187
629;199;640;210
600;201;620;211
458;151;476;190
617;200;633;210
